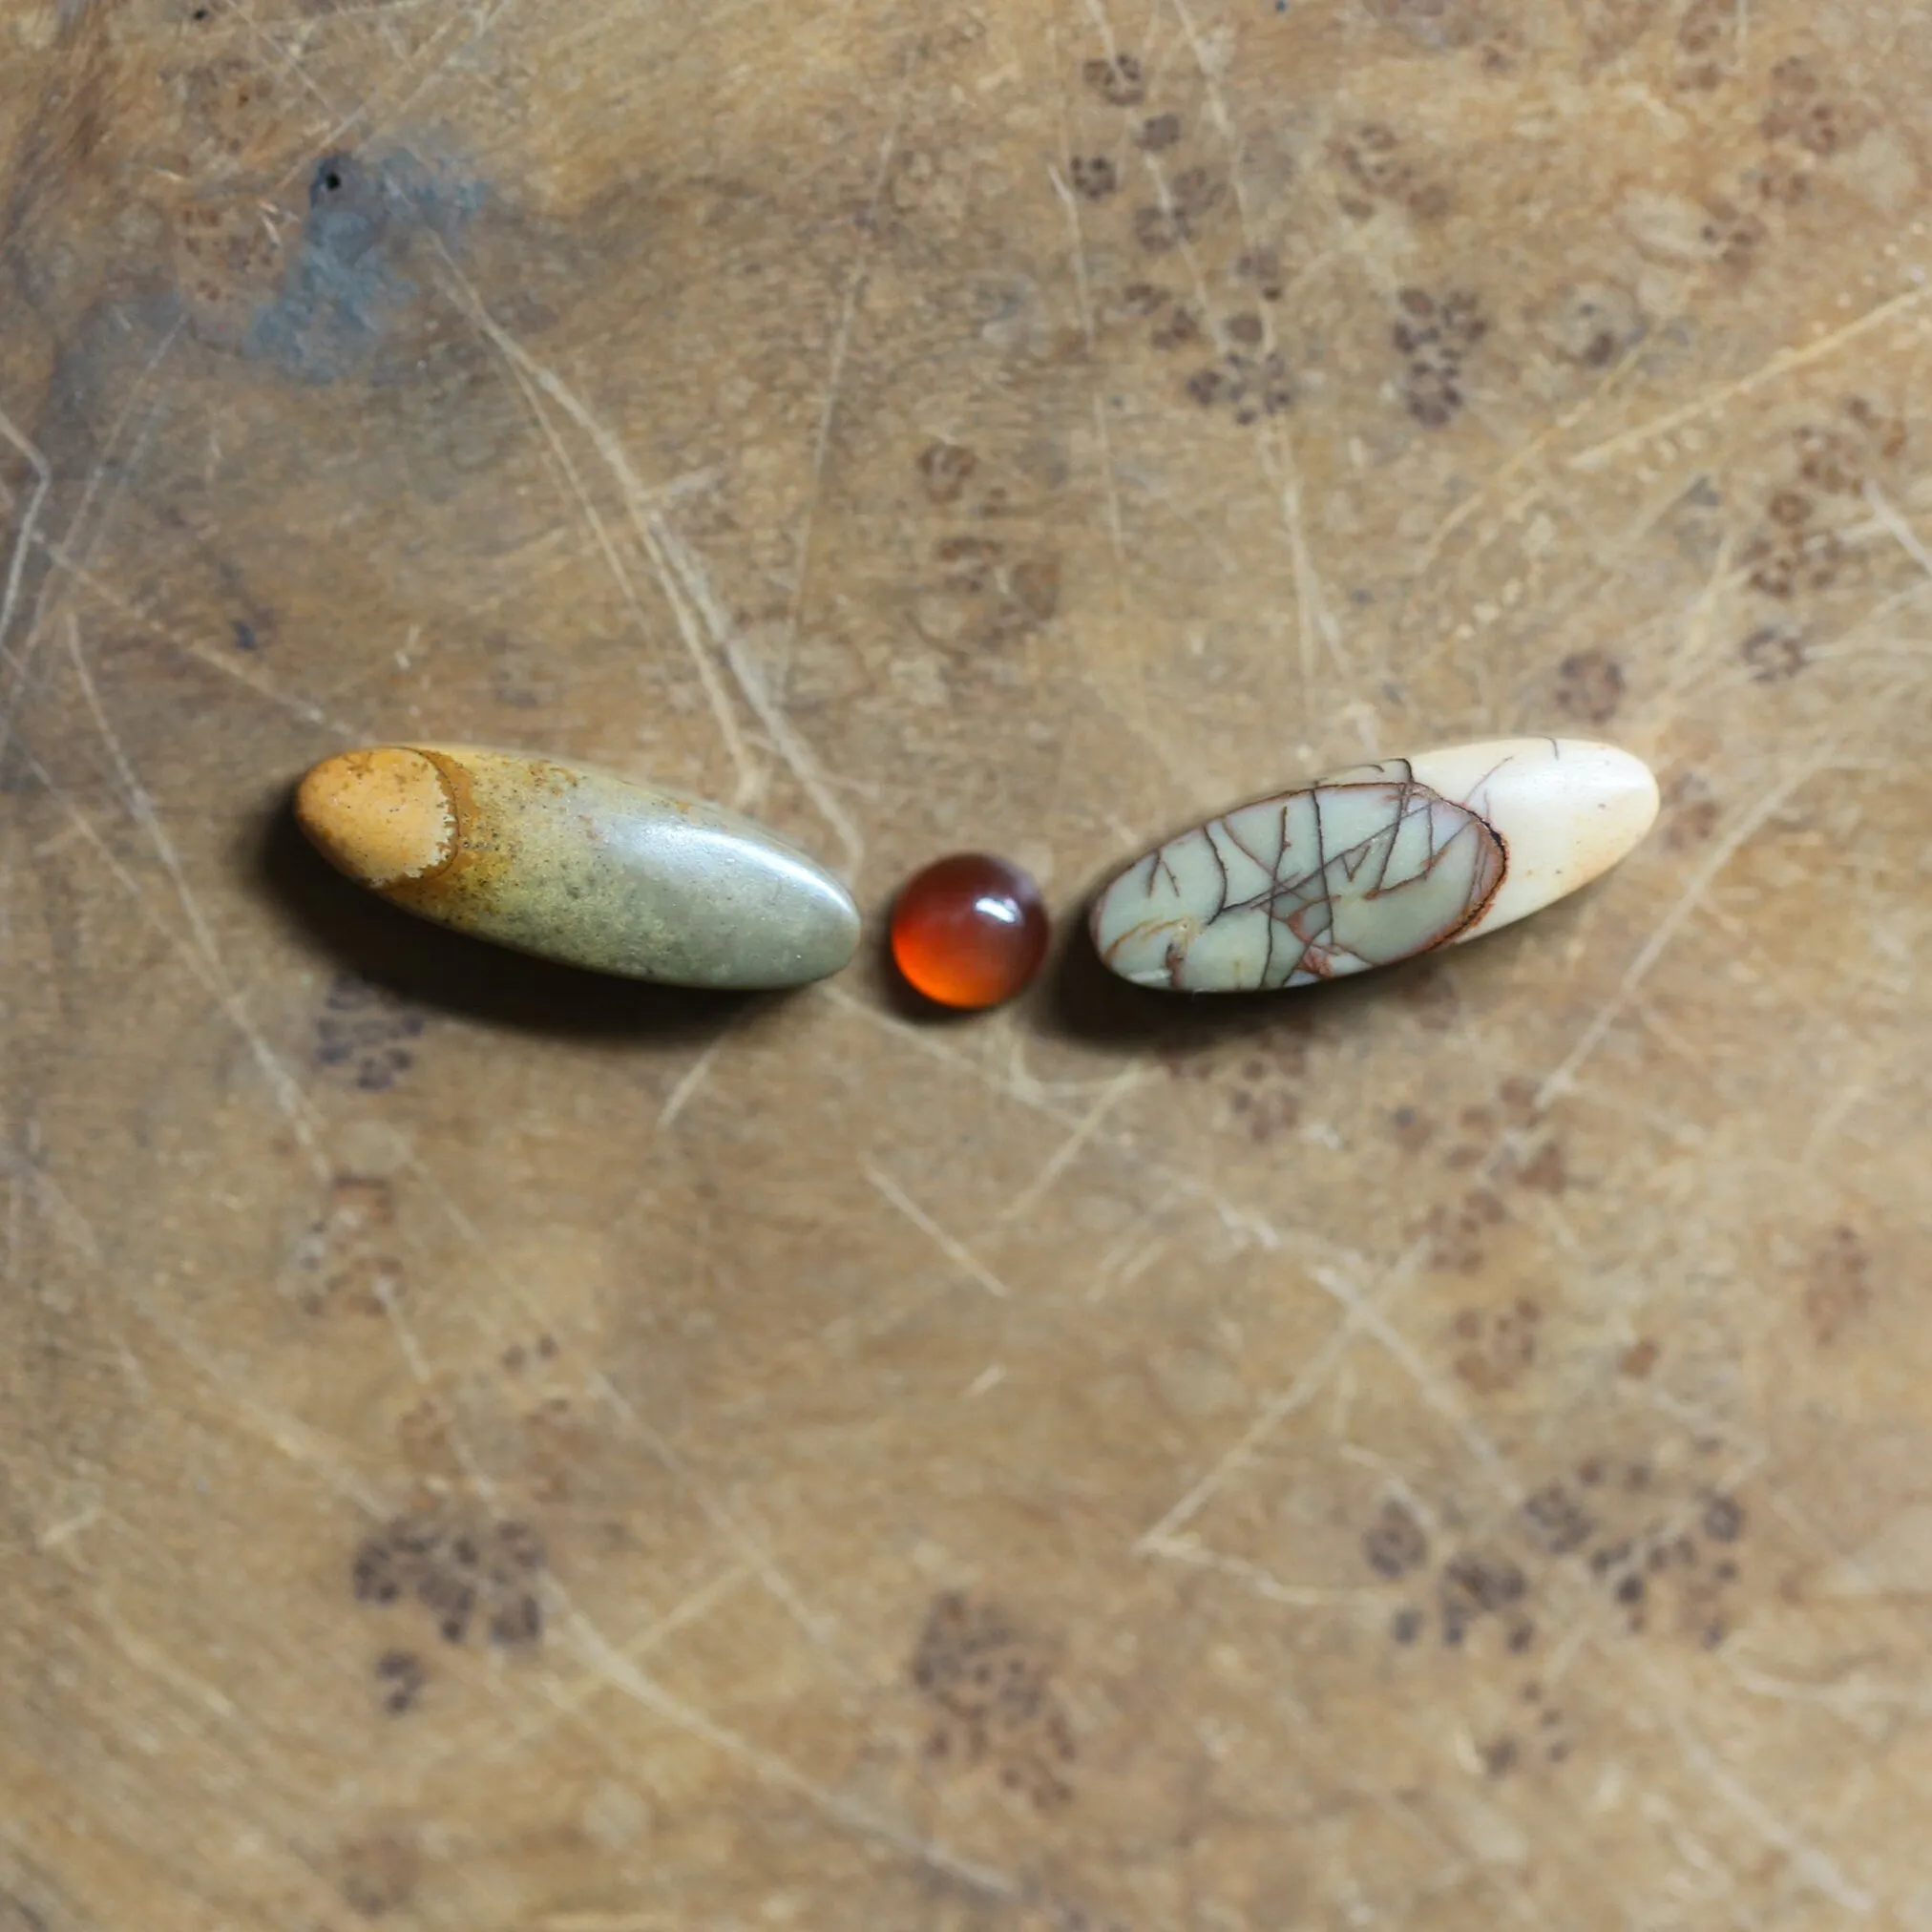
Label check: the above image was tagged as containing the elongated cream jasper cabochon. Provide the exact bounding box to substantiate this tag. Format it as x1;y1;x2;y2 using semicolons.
1090;738;1659;993
294;746;861;989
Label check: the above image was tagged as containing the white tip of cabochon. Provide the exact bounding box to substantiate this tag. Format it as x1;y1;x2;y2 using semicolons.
1400;738;1660;943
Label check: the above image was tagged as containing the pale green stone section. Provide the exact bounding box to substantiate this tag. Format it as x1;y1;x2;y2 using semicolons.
1091;776;1503;993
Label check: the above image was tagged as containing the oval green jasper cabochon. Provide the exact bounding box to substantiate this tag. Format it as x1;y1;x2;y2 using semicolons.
1089;738;1659;993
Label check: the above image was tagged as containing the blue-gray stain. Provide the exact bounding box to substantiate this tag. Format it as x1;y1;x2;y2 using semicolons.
245;148;484;382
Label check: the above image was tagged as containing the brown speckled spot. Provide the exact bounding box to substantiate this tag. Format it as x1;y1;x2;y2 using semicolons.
911;1589;1075;1811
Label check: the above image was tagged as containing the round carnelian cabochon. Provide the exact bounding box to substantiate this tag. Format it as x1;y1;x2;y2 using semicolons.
889;853;1050;1010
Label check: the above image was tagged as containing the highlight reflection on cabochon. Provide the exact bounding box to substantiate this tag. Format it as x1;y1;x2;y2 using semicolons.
1089;738;1659;993
294;744;861;991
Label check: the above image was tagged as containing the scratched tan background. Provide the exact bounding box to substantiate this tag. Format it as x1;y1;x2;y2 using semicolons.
5;0;1932;1926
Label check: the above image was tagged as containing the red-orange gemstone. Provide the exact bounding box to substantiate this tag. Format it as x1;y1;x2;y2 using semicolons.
890;853;1050;1010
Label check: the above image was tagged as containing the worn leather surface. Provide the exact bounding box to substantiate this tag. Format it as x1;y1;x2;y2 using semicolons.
4;2;1930;1925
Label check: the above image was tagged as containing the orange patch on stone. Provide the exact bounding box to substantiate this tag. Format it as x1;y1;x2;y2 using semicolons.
296;747;457;889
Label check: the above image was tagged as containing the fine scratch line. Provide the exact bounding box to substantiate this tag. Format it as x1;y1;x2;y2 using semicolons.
63;617;326;1171
1568;285;1929;472
774;67;911;698
1162;0;1345;692
1860;478;1932;581
396;1154;851;1670
657;1036;731;1131
556;1606;1020;1903
414;1564;753;1779
863;1158;1012;1298
0;322;182;751
284;0;529;184
441;260;757;802
1044;155;1130;608
996;1064;1143;1225
1639;1655;1877;1913
1136;1292;1368;1551
442;249;863;879
1534;745;1841;1109
0;403;52;667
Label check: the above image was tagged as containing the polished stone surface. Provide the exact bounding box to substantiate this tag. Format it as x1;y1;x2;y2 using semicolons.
890;852;1050;1010
1091;740;1659;992
296;745;860;989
